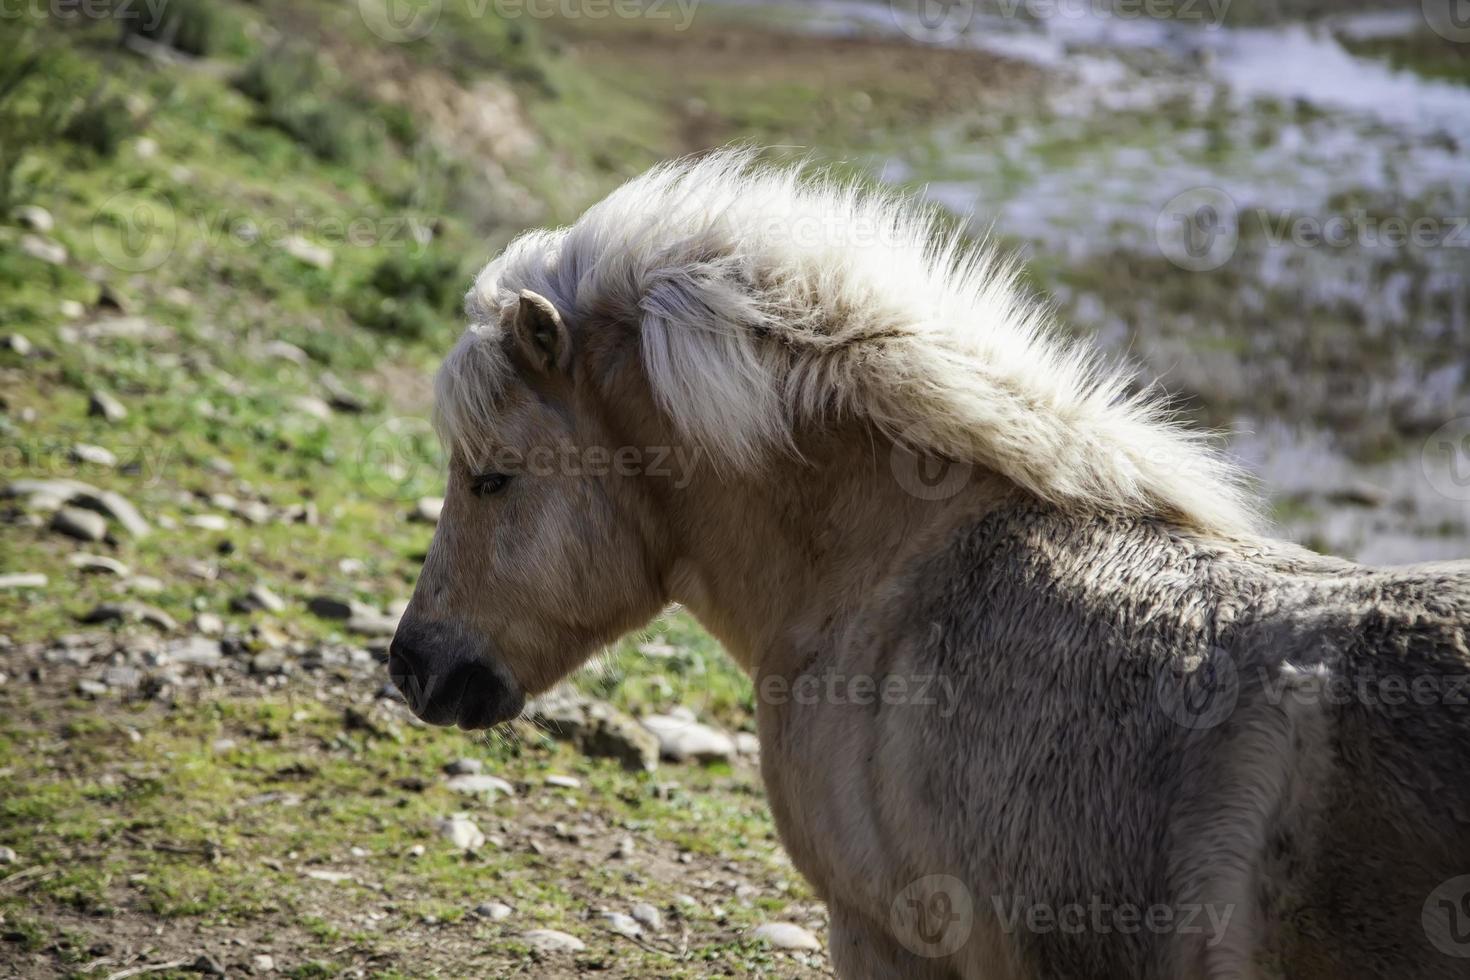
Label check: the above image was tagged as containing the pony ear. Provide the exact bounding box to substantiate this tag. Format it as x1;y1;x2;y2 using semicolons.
510;289;570;375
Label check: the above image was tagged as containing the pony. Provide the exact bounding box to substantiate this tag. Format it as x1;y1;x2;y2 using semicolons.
389;149;1470;978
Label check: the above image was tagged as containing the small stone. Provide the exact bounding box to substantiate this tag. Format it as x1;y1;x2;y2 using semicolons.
187;514;231;531
70;444;118;468
640;713;737;764
306;595;371;620
291;395;333;422
250;651;288;675
5;333;33;356
735;732;761;756
521;929;585;954
19;233;67;265
121;575;164;594
281;235;333;269
233;584;286;614
406;844;426;858
631;902;663;932
444;758;483;776
88;390;127;423
412;497;443;524
602;912;642;938
475;901;512;921
0;846;16;864
303;869;353;883
13;204;53;232
77;678;109;697
0;573;47;589
59;299;85;319
193;612;224;636
251;954;275;972
545;775;581;789
103;665;142;689
345;613;398;637
79;488;150;538
438;813;486;851
580;703;660;773
753;922;821;951
68;553;129;576
262;340;309;365
165;636;222;667
320;373;367;413
444;774;515;797
190;954;226;977
53;507;108;541
612;836;635;859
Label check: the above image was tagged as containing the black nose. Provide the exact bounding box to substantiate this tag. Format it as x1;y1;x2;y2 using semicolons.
387;631;524;730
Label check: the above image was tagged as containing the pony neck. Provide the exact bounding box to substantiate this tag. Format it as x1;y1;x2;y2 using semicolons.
656;422;1011;678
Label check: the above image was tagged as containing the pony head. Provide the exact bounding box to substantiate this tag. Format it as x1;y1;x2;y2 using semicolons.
388;149;1258;729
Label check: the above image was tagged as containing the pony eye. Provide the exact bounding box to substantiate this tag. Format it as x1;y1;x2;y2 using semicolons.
470;472;512;498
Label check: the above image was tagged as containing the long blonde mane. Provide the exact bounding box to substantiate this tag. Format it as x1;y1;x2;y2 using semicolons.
440;148;1261;537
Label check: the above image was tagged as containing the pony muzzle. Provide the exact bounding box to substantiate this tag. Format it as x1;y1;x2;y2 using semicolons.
387;624;525;730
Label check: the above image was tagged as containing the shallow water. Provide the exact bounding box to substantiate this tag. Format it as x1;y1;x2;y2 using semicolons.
725;0;1470;562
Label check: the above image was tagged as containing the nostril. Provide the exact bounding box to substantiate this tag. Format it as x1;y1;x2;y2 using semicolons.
387;649;423;707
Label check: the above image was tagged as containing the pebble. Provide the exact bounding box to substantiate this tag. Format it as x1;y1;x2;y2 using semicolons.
78;602;176;631
437;813;486;851
68;553;129;576
640;712;737;763
14;204;53;232
291;395;334;422
601;912;642;938
444;774;515;797
735;732;761;756
52;507;108;542
345;613;398;637
187;514;231;531
631;902;663;932
412;497;443;524
251;954;275;972
5;333;33;356
77;678;109;697
306;595;370;620
88;390;127;423
165;636;222;667
281;235;333;269
0;846;16;864
71;444;118;468
84;488;150;538
545;774;581;789
753;922;822;951
475;901;512;921
579;702;660;772
193;612;224;636
0;573;47;589
444;758;482;775
19;233;67;265
102;666;142;689
234;584;286;614
521;929;585;954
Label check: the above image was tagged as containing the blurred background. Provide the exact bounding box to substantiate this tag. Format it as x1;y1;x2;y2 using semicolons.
1;0;1466;976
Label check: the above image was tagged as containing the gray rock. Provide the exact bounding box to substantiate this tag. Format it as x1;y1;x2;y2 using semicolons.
250;651;289;675
0;573;47;589
251;954;275;973
281;235;333;269
88;390;127;423
5;333;32;356
475;901;513;921
103;665;142;689
320;373;367;413
346;612;398;637
77;678;109;698
187;514;231;531
53;507;107;542
752;922;822;951
70;444;116;468
291;395;333;422
582;702;660;772
78;601;176;631
601;912;642;938
545;774;581;789
437;812;486;850
412;497;443;524
165;636;222;667
444;758;483;776
306;595;370;620
631;902;663;932
444;774;515;797
640;712;737;764
735;732;761;756
192;612;224;636
13;204;53;232
67;553;129;576
0;846;16;864
78;489;150;538
233;584;285;614
521;929;586;954
19;233;67;265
